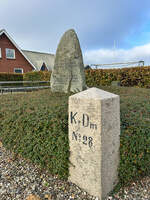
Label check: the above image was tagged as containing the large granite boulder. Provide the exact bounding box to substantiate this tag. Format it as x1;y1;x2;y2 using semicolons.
50;29;87;93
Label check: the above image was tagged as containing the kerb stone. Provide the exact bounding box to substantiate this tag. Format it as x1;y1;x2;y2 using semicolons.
68;87;120;199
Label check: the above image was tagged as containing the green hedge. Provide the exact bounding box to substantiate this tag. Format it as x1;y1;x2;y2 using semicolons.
0;73;23;81
85;66;150;88
0;71;51;82
23;71;51;81
21;66;150;89
0;71;51;87
1;66;150;88
0;73;23;87
23;71;51;87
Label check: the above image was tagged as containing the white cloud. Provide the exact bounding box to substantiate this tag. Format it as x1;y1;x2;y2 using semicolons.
1;0;150;53
83;43;150;68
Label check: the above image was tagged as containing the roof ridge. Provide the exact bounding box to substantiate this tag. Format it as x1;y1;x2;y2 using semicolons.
22;49;54;56
0;29;5;34
0;29;5;32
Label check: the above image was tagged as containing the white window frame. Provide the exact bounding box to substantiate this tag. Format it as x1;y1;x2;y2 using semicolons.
14;68;23;74
0;48;1;58
6;48;15;59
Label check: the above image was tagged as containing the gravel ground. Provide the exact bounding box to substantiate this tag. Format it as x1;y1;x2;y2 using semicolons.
0;142;150;200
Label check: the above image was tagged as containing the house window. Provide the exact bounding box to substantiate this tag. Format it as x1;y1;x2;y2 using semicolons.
0;48;1;58
6;48;15;59
14;68;23;73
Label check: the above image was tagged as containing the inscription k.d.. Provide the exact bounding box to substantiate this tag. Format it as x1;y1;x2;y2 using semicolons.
70;112;78;124
70;112;97;130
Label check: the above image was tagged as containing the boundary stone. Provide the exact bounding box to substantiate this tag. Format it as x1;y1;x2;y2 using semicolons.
68;87;120;199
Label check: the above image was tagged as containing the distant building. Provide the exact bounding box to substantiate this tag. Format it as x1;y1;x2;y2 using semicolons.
22;50;54;72
0;29;55;73
84;65;91;70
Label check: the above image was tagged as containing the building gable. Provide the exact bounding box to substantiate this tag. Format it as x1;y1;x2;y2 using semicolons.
0;29;36;72
22;50;55;71
0;32;35;73
0;29;55;73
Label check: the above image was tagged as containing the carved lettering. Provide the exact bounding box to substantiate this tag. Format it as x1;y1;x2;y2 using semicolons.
90;123;97;130
88;137;93;147
72;131;94;148
70;112;78;124
82;114;89;127
72;131;78;141
83;135;88;145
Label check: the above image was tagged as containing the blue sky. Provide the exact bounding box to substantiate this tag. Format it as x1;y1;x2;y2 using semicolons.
1;0;150;67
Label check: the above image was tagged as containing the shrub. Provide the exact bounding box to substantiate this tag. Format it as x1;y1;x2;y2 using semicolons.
23;71;51;81
85;66;150;88
98;86;150;187
0;73;23;81
0;86;150;187
23;71;51;87
0;73;23;87
0;90;69;179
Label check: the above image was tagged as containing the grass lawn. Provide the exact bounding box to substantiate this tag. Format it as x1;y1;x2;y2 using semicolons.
0;86;150;186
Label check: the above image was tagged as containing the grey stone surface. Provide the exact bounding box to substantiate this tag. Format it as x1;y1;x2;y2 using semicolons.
111;81;120;86
68;87;120;200
50;29;87;93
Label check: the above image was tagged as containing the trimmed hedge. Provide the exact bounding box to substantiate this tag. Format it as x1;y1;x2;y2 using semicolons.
85;66;150;88
0;71;51;87
23;71;51;87
23;71;51;81
0;73;23;87
1;66;150;88
0;73;23;81
0;71;50;82
21;66;150;89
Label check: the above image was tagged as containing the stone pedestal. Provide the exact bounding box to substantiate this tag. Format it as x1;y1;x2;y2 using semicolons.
68;87;120;199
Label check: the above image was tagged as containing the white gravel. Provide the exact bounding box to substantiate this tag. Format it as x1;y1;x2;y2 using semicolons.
0;143;150;200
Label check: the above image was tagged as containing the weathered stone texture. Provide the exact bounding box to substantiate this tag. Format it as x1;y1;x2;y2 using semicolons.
68;87;120;199
50;29;87;93
26;194;41;200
